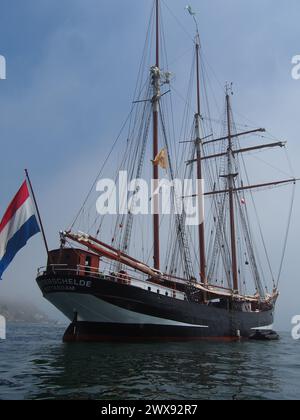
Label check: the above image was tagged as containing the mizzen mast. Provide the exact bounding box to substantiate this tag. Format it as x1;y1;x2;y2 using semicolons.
152;0;161;270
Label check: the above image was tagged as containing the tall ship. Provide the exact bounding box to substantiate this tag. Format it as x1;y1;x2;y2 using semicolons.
36;1;297;341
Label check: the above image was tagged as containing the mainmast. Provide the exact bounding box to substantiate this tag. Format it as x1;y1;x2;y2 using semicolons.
151;0;161;270
194;33;207;284
225;88;239;292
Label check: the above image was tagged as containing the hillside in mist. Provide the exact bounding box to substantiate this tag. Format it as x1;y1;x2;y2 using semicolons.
0;299;54;323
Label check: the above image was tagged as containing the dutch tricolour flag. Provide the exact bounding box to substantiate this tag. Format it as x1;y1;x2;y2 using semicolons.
0;181;40;279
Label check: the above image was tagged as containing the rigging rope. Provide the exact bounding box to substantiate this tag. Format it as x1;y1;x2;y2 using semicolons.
70;109;134;231
276;182;296;288
70;2;156;233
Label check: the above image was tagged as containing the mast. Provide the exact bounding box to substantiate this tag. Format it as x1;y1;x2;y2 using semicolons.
152;0;160;270
156;0;159;69
194;35;206;284
225;89;239;292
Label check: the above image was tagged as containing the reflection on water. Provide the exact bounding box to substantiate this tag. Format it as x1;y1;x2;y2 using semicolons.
0;324;300;400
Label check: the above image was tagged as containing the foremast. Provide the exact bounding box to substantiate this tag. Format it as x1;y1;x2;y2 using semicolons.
225;87;239;292
202;87;297;297
188;79;297;296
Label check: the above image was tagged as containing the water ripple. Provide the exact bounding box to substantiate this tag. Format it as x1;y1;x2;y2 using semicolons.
0;324;300;400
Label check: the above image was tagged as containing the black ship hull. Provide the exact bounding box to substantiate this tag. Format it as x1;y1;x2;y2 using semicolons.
37;272;275;342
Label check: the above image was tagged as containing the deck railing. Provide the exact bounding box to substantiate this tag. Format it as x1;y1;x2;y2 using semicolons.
37;264;186;300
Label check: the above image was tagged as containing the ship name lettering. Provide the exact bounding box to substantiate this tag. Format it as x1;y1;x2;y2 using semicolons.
41;278;92;288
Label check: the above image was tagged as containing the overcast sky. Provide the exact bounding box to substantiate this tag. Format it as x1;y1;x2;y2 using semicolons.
0;0;299;329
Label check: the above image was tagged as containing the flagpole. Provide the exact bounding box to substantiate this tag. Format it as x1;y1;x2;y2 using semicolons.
24;169;51;259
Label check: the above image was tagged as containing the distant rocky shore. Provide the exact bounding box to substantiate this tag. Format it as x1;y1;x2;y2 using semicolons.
0;300;53;324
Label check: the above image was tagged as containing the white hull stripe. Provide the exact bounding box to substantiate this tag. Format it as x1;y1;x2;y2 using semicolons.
47;292;209;328
251;325;274;330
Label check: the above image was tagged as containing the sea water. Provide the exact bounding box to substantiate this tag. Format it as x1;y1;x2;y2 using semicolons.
0;323;299;400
